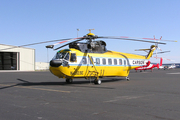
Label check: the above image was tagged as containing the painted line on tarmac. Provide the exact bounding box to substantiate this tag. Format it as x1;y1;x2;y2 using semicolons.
0;84;71;93
103;94;154;103
167;72;180;74
104;95;144;103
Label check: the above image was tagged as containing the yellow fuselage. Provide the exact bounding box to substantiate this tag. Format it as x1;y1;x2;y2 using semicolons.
49;48;149;79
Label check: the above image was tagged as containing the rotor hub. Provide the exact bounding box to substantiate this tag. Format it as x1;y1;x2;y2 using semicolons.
84;33;98;41
87;32;95;36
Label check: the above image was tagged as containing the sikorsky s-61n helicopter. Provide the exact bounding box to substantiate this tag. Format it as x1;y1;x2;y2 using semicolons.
45;29;177;85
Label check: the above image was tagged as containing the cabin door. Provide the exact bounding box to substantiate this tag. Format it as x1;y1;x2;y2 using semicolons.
86;57;97;77
95;58;105;77
85;57;105;78
123;59;128;71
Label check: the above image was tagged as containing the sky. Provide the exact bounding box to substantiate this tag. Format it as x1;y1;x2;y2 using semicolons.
0;0;180;63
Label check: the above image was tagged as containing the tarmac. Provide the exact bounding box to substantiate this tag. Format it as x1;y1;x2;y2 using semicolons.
0;69;180;120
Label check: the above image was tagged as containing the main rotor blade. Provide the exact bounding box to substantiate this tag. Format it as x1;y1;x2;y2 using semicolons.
54;38;85;50
0;37;85;51
19;38;76;47
0;38;72;51
46;37;85;49
52;37;85;46
153;56;173;61
98;36;166;44
142;38;177;42
102;36;177;42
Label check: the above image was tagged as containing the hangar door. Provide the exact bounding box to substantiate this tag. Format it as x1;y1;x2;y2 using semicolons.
0;52;19;70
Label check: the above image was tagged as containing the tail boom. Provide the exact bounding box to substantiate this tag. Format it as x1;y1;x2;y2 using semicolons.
146;45;156;59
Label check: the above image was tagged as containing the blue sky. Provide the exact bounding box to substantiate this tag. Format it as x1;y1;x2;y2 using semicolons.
0;0;179;63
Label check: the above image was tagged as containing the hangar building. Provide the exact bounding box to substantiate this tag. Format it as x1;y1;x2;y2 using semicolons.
0;44;35;71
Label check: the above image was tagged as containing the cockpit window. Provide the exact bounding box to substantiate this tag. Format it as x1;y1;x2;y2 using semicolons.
53;52;69;60
70;53;76;62
64;53;69;60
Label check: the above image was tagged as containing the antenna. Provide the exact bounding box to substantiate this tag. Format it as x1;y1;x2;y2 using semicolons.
87;29;95;33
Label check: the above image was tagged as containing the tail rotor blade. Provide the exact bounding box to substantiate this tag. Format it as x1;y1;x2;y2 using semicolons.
153;51;170;55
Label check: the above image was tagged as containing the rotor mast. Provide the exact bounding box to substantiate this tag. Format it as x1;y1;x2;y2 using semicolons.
85;29;97;42
88;29;95;33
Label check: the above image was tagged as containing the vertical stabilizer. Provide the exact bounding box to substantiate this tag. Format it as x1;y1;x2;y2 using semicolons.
160;57;163;66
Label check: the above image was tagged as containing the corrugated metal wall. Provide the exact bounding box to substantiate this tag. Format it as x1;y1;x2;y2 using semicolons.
0;44;35;71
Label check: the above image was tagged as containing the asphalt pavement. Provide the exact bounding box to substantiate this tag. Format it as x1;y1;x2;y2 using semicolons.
0;69;180;120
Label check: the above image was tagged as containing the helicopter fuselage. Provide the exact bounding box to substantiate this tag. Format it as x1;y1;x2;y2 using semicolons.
49;48;148;80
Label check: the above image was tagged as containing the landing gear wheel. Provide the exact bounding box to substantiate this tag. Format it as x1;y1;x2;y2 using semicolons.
126;77;130;81
66;78;73;84
94;79;101;85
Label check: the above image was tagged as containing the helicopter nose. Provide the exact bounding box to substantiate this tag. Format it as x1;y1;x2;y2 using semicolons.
50;59;62;67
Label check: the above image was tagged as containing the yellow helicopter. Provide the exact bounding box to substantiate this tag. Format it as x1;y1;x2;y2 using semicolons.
45;29;174;85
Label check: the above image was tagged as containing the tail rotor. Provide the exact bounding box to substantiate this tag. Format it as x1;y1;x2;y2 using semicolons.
154;36;162;58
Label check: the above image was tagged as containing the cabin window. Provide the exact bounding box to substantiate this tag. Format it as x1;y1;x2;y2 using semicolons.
70;53;76;62
119;59;122;65
96;58;100;65
102;58;106;65
114;59;117;65
54;52;69;60
124;60;126;65
108;59;112;65
82;58;87;64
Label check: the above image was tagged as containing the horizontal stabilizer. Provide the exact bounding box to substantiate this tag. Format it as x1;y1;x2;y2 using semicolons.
135;49;150;51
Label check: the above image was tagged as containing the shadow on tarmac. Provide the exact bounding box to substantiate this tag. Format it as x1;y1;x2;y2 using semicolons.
0;78;125;90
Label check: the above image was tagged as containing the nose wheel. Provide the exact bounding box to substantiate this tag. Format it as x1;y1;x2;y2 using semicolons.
94;79;101;85
66;78;73;83
126;77;130;81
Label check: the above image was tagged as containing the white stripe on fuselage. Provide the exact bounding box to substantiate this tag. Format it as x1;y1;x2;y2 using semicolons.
69;56;147;67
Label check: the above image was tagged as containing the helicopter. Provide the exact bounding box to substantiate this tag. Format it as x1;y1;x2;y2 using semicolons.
45;29;177;85
135;57;163;72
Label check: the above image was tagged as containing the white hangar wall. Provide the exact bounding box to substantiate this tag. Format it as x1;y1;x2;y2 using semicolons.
35;62;49;70
19;47;35;71
0;44;35;71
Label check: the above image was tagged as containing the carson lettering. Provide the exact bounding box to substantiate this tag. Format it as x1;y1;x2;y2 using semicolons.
133;60;145;65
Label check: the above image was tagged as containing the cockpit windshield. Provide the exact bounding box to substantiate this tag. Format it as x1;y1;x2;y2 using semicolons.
53;52;69;60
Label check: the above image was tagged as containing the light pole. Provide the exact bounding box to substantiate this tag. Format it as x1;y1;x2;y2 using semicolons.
77;29;79;37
